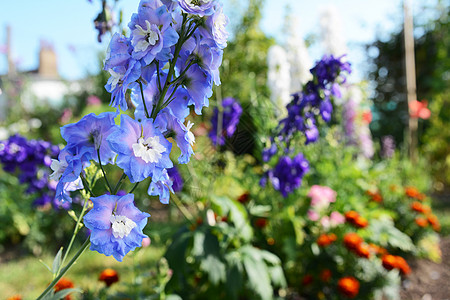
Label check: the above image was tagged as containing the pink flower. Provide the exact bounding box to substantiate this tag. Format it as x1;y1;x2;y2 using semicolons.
330;211;345;226
308;185;337;210
141;237;151;248
321;216;330;229
87;95;102;106
409;100;431;119
308;209;320;221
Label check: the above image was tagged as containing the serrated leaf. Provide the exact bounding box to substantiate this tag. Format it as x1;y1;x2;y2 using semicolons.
199;255;226;285
268;265;287;288
52;247;63;275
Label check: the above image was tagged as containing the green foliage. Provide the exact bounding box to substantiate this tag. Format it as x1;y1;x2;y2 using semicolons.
164;196;286;299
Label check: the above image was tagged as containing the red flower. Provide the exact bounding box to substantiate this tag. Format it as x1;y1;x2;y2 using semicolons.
320;269;332;282
405;186;426;200
427;214;441;232
7;296;22;300
409;100;431;119
395;256;411;275
237;192;250;204
54;278;75;300
254;218;268;228
382;254;397;271
302;274;313;286
99;268;119;287
362;110;372;124
338;276;360;298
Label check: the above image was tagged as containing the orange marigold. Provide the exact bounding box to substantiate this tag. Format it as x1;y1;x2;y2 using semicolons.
302;274;313;286
320;269;332;282
411;201;424;213
354;243;371;259
382;254;397;270
395;256;411;275
317;233;336;247
353;216;368;228
338;276;360;298
343;233;363;250
54;278;75;300
7;296;22;300
345;211;359;223
427;214;441;232
99;268;119;287
368;243;387;256
415;217;428;227
405;186;426;200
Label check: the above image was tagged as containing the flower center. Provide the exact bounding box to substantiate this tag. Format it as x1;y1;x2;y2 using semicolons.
132;136;166;163
9;143;20;154
110;214;137;239
89;128;102;150
108;69;123;90
188;0;211;6
134;20;159;52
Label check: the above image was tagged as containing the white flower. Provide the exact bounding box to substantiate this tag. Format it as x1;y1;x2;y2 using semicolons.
285;17;312;92
319;5;347;56
267;45;291;111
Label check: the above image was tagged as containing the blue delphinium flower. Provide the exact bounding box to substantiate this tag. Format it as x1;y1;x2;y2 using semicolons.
129;0;179;65
268;154;309;198
210;97;242;146
107;114;173;183
178;0;216;17
148;168;174;204
104;33;142;111
51;148;89;203
199;2;229;49
83;193;150;262
61;112;117;164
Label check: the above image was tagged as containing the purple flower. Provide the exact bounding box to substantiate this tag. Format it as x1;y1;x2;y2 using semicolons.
183;64;213;115
107;114;173;183
148;169;174;204
129;0;179;65
83;193;150;262
381;135;395;159
178;0;216;17
269;153;309;197
60;112;117;165
167;166;183;192
209;97;242;146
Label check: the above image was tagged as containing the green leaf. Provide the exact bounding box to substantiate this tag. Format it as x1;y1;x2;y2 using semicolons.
191;230;206;257
50;288;82;300
39;259;52;273
242;250;273;300
200;255;226;285
225;252;244;300
52;247;63;275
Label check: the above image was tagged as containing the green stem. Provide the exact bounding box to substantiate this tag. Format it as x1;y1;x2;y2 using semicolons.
81;175;96;197
170;192;194;223
139;80;150;119
112;172;127;195
129;181;140;194
56;196;90;277
97;149;112;193
36;238;91;300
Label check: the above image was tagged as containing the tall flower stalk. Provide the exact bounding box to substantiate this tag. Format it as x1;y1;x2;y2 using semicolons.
37;0;228;297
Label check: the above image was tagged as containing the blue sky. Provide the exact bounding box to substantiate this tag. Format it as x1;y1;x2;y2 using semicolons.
0;0;440;81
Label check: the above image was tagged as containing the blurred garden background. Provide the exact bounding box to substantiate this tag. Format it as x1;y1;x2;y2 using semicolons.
0;0;449;299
